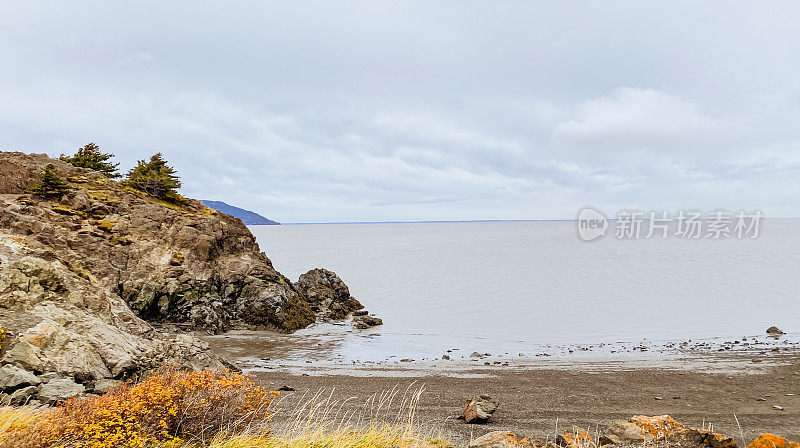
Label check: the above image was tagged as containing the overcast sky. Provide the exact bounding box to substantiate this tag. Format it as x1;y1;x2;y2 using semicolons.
1;2;798;222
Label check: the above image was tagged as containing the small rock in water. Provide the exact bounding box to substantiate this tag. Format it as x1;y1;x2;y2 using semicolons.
470;352;482;358
400;358;413;362
353;315;383;329
278;385;295;391
766;326;785;335
442;354;451;360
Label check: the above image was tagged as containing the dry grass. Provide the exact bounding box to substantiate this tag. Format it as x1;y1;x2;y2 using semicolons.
0;373;448;448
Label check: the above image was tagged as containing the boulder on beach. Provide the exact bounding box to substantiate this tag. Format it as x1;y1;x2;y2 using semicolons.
462;393;499;423
766;326;785;335
604;415;738;448
469;430;538;448
606;415;687;443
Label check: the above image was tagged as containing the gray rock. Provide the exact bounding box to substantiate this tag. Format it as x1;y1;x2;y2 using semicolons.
9;385;38;405
37;378;85;404
0;364;41;391
37;372;60;382
90;378;124;394
462;394;499;423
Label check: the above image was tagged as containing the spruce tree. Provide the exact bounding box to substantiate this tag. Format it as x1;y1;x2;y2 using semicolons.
60;143;120;178
32;164;69;198
124;153;182;201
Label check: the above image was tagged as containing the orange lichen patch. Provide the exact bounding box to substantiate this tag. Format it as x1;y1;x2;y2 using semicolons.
629;415;687;439
556;429;594;448
471;430;533;448
748;434;797;448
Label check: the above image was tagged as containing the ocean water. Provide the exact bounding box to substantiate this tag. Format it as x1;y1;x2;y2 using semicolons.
248;220;800;361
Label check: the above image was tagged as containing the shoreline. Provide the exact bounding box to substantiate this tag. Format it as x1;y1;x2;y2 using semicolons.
202;327;800;445
202;325;800;376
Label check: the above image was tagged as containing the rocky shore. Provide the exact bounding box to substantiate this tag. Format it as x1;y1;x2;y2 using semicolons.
0;151;374;404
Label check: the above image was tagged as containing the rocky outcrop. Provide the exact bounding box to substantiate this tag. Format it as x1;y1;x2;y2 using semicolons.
0;151;365;390
295;268;363;320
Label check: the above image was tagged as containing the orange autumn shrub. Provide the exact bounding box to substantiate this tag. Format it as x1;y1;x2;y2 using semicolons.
1;369;278;448
748;434;800;448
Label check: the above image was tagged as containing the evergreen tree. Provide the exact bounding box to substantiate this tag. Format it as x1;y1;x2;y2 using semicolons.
32;164;69;198
60;143;120;178
124;153;182;201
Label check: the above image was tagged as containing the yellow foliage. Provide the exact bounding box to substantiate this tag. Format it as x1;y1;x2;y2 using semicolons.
0;369;277;448
0;329;5;351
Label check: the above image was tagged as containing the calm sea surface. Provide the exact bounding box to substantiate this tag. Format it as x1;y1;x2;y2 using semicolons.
248;220;800;360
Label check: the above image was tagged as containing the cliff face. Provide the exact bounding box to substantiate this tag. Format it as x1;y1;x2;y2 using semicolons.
0;151;362;383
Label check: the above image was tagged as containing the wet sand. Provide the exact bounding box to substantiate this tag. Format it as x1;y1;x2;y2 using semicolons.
203;330;800;446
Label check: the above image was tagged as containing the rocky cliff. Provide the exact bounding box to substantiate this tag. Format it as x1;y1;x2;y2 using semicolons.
0;151;363;391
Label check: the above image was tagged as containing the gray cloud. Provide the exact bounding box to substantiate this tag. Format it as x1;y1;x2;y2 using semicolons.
1;1;798;221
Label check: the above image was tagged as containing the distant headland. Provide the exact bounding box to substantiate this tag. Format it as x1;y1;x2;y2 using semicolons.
200;200;280;225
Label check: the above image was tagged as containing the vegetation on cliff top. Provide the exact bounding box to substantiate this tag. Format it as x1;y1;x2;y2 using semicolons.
58;144;183;203
123;152;183;202
60;143;120;178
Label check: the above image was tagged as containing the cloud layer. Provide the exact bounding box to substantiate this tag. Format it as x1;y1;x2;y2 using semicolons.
1;1;798;221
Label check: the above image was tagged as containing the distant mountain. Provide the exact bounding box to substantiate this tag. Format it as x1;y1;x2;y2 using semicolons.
199;200;280;225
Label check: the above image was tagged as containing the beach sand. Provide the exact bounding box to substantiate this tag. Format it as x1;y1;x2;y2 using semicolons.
203;331;800;446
